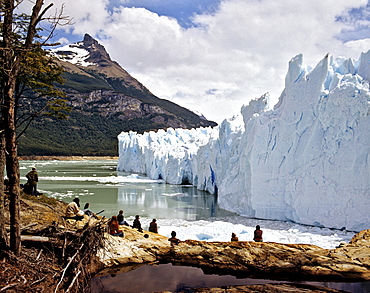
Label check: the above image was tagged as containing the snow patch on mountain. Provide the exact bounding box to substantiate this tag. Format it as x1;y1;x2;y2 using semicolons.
49;43;94;67
117;50;370;231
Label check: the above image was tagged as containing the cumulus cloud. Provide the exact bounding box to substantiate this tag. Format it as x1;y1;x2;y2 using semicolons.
42;0;370;122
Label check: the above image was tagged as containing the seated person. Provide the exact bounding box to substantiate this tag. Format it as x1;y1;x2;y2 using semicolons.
168;231;180;246
83;203;97;218
231;232;239;241
149;219;158;233
132;215;143;232
253;225;263;242
108;216;123;237
65;198;85;221
117;210;129;226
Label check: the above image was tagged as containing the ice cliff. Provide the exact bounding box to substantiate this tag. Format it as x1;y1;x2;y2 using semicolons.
118;51;370;231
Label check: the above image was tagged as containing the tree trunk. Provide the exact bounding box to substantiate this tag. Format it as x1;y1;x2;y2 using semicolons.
0;132;9;249
5;121;21;255
3;82;21;255
1;0;56;255
2;0;21;255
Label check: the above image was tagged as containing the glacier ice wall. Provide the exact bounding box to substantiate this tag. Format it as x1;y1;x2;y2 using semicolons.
117;50;370;231
117;127;219;185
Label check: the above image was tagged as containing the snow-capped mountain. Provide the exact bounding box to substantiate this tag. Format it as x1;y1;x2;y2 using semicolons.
49;34;218;129
117;50;370;232
49;34;146;91
19;34;216;156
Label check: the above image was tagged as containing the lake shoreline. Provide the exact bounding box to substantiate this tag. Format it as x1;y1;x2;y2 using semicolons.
19;155;118;161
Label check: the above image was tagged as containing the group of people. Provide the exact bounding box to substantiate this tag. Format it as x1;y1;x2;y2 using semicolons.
26;167;264;244
64;197;264;244
108;214;180;246
231;225;263;242
108;212;159;237
168;226;263;246
25;167;264;244
106;213;180;246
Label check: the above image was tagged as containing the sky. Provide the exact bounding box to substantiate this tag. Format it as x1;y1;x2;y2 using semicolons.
27;0;370;123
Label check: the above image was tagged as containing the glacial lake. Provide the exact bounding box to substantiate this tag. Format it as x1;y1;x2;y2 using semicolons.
19;159;370;293
20;159;236;223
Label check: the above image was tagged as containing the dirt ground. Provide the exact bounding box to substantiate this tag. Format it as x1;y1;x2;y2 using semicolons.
0;246;62;292
0;193;98;293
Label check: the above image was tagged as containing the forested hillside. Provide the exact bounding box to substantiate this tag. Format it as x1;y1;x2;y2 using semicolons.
18;34;217;156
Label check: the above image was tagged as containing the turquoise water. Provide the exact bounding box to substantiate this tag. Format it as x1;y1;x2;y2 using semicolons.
20;159;235;222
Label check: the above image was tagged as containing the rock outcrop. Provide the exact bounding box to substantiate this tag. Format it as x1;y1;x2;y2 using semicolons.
98;225;370;283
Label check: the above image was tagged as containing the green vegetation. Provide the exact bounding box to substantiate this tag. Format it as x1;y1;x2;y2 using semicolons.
61;71;112;92
18;113;119;156
17;59;217;156
107;77;151;96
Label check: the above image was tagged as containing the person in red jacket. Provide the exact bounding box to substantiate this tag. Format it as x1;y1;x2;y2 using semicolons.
108;216;123;237
253;225;263;242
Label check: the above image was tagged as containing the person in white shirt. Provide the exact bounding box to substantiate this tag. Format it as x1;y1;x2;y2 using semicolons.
65;198;85;220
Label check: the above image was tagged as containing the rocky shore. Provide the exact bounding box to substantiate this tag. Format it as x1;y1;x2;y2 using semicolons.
98;224;370;282
2;193;370;292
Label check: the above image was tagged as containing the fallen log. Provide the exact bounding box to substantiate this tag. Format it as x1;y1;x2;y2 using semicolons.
21;235;49;242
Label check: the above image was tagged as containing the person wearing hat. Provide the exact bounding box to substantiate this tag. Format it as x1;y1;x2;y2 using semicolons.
26;167;38;196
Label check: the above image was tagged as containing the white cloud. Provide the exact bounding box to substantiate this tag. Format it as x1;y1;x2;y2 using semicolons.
57;0;368;123
55;37;71;46
59;0;110;35
344;37;370;50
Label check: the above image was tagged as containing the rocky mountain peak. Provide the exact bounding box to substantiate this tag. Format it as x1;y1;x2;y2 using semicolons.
51;34;115;68
82;33;112;66
83;33;95;45
51;34;144;87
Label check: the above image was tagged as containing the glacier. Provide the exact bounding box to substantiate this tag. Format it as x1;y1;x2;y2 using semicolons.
117;50;370;232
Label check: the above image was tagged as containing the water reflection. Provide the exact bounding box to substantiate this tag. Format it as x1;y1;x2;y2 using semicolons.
117;185;221;220
19;160;233;220
91;263;370;293
92;263;275;293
